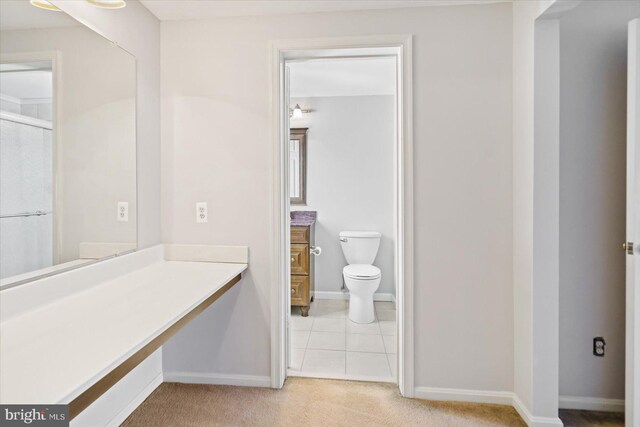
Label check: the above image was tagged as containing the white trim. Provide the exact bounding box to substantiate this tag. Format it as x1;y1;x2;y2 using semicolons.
415;386;513;406
164;372;271;388
0;110;52;130
512;394;563;427
559;395;625;413
269;34;414;398
413;388;567;426
313;291;396;303
0;93;22;105
0;94;53;106
20;97;53;106
104;372;163;427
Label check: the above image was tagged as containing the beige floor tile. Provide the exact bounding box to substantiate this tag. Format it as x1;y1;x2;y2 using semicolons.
382;334;397;354
346;352;391;377
301;349;346;375
307;332;346;351
346;334;385;353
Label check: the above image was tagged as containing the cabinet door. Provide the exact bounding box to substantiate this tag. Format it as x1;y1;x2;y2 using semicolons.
290;275;309;306
290;244;309;275
291;226;310;243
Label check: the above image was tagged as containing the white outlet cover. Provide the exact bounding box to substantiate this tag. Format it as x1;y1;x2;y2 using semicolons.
196;202;208;223
117;202;129;222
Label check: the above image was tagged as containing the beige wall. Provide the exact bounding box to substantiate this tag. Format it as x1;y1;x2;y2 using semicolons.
160;3;514;393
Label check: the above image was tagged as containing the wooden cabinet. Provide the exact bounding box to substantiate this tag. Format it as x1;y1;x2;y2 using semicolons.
291;224;314;316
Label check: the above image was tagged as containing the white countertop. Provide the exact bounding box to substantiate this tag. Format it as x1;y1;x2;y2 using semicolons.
0;260;247;405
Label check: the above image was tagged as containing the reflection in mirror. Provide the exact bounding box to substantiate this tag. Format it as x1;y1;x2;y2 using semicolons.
0;1;136;287
289;128;307;205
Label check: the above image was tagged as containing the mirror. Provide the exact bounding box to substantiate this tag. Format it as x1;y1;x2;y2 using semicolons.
0;1;136;287
289;128;308;205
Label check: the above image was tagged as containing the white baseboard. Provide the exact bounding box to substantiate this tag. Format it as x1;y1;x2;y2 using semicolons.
105;373;163;427
414;388;563;426
314;291;396;302
414;386;513;405
512;394;563;427
559;395;624;413
164;371;271;388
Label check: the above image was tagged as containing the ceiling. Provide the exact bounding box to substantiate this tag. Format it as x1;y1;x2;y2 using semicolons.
139;0;508;21
289;57;395;98
0;0;79;31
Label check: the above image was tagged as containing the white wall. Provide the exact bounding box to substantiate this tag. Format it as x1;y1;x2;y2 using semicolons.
160;3;514;394
46;1;161;426
512;0;558;421
290;95;395;296
559;0;640;403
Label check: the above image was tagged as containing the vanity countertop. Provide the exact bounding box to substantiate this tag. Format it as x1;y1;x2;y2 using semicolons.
0;255;247;409
291;210;317;226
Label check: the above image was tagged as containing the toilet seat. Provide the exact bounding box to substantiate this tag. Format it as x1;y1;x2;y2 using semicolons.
343;264;381;280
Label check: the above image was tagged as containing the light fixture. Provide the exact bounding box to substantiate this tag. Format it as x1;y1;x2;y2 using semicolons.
30;0;61;12
31;0;126;11
289;104;312;119
86;0;127;9
291;104;303;119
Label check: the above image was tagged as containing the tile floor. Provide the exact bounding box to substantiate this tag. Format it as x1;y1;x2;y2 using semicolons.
289;299;397;382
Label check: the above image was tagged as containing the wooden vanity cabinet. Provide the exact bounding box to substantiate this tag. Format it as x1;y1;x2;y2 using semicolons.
291;224;314;316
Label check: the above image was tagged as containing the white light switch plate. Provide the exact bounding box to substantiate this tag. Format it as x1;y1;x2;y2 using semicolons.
117;202;129;222
196;202;208;223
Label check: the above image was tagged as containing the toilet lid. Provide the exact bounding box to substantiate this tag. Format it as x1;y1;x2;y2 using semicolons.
343;264;381;279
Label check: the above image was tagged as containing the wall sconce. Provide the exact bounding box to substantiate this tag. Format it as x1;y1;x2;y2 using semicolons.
289;104;312;119
30;0;126;11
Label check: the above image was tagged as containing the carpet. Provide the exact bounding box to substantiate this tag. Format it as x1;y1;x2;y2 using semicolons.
122;377;526;426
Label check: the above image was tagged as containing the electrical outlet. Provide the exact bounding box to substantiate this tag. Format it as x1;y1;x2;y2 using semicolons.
196;202;208;223
117;202;129;222
593;337;606;357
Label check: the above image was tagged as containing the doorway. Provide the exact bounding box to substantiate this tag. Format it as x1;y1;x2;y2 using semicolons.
287;55;397;382
269;36;414;396
532;1;640;425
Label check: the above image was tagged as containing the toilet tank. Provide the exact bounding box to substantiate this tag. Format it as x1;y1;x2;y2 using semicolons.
339;231;381;264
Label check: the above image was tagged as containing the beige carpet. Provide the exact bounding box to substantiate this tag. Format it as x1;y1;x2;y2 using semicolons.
122;377;526;426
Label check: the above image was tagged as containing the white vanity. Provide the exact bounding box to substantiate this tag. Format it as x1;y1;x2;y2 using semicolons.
0;245;248;422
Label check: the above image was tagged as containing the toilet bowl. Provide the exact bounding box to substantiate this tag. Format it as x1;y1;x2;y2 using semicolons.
343;264;381;323
339;231;382;324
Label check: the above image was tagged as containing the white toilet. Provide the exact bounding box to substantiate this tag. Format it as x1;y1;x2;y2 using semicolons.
339;231;382;324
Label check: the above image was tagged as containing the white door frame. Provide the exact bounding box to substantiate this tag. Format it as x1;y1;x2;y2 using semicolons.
268;34;414;397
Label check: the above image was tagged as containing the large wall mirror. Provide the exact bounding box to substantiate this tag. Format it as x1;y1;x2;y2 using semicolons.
0;1;136;288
